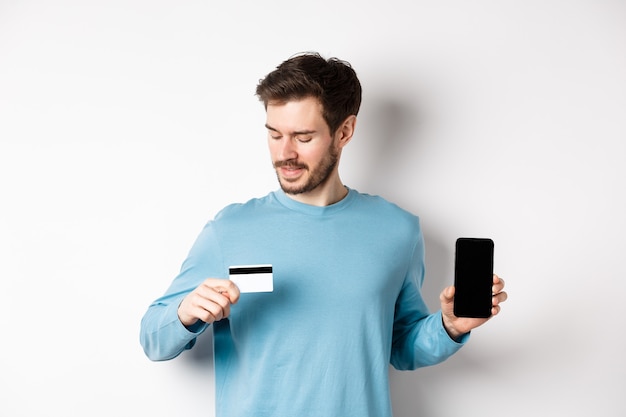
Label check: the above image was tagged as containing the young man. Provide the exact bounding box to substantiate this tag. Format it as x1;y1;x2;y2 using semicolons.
140;52;507;417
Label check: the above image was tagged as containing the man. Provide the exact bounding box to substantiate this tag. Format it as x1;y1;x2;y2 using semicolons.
140;52;507;417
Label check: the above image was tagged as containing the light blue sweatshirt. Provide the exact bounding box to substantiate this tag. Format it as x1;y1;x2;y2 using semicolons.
140;188;466;417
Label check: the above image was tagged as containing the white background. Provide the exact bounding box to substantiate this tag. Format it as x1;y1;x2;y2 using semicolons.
1;1;625;416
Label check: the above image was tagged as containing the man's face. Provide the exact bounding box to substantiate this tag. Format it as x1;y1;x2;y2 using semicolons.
265;97;339;195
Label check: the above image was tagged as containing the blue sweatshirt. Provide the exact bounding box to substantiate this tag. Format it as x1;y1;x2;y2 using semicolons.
140;188;466;417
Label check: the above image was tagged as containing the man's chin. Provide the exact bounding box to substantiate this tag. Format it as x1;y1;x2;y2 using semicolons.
278;178;308;195
280;184;306;195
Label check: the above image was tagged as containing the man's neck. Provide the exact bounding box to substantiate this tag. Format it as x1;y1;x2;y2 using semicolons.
285;179;348;207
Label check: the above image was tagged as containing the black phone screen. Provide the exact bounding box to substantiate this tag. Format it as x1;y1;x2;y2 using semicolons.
453;238;494;318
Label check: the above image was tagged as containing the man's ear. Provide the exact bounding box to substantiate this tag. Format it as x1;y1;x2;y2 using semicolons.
336;115;357;149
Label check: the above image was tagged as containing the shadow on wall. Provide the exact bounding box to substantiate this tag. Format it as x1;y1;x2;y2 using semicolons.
355;95;422;197
358;93;466;416
357;92;452;300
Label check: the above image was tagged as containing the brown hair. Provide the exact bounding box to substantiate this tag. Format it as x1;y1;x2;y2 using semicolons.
255;52;362;134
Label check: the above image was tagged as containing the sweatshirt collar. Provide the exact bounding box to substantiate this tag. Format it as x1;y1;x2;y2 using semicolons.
272;186;356;216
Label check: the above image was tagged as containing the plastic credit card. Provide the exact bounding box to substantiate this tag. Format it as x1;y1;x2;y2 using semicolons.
228;264;273;293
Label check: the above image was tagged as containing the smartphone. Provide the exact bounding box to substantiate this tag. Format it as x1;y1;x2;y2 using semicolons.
453;237;494;318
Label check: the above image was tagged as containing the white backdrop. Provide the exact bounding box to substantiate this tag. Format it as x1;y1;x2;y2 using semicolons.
1;1;625;416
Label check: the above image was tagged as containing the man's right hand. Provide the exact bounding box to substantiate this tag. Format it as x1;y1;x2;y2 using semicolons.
177;278;240;328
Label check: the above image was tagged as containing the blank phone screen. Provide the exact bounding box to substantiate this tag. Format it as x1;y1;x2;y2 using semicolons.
454;238;494;318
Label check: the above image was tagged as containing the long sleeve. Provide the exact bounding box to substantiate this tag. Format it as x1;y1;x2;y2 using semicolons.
139;219;225;361
390;224;468;370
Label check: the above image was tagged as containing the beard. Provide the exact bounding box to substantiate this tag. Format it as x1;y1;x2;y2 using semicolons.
273;143;339;195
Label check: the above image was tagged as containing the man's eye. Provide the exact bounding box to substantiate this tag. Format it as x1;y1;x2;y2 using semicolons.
297;137;312;143
270;134;282;140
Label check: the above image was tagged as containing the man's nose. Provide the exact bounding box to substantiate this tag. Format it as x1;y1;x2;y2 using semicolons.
278;137;298;161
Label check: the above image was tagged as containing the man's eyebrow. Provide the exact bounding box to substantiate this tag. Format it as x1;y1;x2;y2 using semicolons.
264;124;316;135
265;124;279;133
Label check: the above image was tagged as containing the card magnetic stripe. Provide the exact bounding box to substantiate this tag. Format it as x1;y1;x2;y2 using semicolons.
229;266;273;275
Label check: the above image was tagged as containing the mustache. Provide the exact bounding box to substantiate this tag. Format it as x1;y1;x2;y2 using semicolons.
273;160;308;170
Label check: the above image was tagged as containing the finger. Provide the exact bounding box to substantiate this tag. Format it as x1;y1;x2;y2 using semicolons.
217;280;241;304
491;293;506;309
179;295;218;326
198;279;240;305
204;303;225;322
492;275;505;293
491;304;501;316
493;291;508;305
189;289;228;321
194;297;229;323
197;307;218;324
440;285;455;302
206;289;235;319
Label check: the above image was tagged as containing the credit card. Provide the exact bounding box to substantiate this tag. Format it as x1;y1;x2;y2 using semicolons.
229;264;273;293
